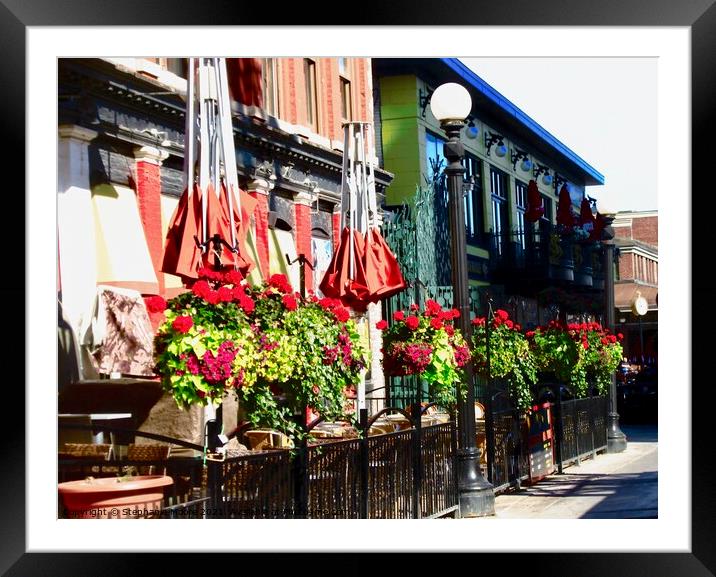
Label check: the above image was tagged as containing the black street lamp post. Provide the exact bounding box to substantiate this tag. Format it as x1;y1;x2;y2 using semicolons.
431;83;495;516
602;213;627;453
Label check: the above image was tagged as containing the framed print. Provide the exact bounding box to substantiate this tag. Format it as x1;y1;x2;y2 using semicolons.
8;0;710;574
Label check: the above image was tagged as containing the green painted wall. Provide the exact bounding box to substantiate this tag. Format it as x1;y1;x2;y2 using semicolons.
379;76;422;206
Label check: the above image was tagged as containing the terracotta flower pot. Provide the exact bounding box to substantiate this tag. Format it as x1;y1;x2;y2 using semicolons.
58;475;173;519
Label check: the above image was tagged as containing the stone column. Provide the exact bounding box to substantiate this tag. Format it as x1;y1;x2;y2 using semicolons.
57;125;98;378
133;145;169;295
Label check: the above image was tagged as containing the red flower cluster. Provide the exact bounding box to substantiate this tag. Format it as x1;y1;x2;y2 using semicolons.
472;309;520;331
405;315;420;330
196;267;244;286
181;341;238;387
383;341;434;376
317;296;351;322
145;295;167;314
190;277;255;313
172;315;193;334
282;294;298;311
268;274;293;294
453;344;470;367
376;319;388;330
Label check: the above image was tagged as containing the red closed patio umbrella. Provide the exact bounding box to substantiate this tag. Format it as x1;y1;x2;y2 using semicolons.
556;184;576;228
524;179;544;223
161;58;257;283
319;227;371;311
319;123;406;311
319;122;407;411
578;197;595;235
161;182;204;283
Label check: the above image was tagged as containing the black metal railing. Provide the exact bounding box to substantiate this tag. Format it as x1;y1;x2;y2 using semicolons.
555;395;609;468
58;409;459;519
216;450;294;518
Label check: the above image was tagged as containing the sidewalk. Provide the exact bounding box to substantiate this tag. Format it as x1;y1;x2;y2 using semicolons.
492;424;657;519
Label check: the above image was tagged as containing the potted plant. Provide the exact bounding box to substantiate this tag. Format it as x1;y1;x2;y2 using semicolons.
548;230;574;281
378;299;469;409
153;271;367;443
527;321;624;397
571;322;624;395
58;472;174;519
237;276;368;440
153;267;260;409
470;309;537;411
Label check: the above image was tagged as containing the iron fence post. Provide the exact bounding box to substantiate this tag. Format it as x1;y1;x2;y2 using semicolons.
411;402;422;519
554;384;564;474
359;408;369;519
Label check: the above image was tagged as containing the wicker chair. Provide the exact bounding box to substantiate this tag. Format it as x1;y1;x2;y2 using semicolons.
58;443;114;481
126;444;171;475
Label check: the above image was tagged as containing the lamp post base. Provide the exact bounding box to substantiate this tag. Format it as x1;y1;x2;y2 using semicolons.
457;448;495;517
606;412;627;453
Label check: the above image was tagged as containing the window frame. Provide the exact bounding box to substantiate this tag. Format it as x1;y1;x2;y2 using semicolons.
304;58;318;132
262;58;280;117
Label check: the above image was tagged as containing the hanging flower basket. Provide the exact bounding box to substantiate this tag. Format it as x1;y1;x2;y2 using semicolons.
153;271;367;442
378;300;469;409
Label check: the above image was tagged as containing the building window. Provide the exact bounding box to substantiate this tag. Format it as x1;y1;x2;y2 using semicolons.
304;58;318;130
425;130;447;183
464;152;484;242
165;58;187;78
338;58;352;123
340;77;352;122
312;227;333;297
515;180;529;249
262;58;279;117
490;167;509;254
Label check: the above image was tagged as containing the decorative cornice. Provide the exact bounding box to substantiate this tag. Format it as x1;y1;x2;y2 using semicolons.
58;124;97;143
60;59;394;193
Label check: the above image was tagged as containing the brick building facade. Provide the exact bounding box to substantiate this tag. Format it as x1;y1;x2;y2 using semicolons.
613;210;658;363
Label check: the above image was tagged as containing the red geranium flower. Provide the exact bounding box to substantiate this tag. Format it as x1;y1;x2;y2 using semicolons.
410;303;420;311
145;295;167;313
393;310;405;322
172;315;193;334
425;299;442;317
238;294;255;314
405;316;420;330
430;318;443;331
218;286;233;302
333;307;350;323
282;294;298;311
191;280;211;299
205;290;220;305
223;269;244;286
376;320;388;330
269;274;292;294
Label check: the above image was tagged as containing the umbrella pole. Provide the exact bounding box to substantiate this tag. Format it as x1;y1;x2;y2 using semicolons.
355;311;367;412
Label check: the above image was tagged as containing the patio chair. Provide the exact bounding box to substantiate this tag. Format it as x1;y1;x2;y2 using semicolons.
126;444;171;475
58;443;114;481
244;429;293;450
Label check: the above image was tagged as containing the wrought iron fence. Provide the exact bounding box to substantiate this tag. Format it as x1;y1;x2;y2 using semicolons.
58;411;459;519
554;395;609;469
216;450;294;518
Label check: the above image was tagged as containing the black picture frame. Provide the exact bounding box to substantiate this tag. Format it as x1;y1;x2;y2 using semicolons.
8;1;708;574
